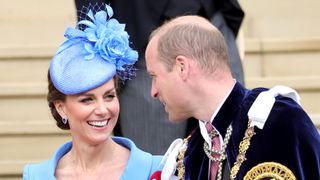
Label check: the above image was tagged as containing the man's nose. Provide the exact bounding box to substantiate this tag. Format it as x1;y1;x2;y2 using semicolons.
151;84;158;98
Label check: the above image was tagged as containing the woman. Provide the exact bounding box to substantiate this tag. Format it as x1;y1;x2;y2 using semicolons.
23;4;162;179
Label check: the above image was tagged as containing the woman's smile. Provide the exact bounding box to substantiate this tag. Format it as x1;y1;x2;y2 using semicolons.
87;119;110;128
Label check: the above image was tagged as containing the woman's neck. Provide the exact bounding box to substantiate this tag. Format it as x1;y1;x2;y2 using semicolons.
69;138;117;171
56;138;130;179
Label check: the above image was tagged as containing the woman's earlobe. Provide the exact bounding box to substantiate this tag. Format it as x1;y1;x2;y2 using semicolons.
53;101;66;118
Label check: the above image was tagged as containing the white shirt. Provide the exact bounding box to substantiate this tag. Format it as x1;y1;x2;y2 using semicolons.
199;80;236;150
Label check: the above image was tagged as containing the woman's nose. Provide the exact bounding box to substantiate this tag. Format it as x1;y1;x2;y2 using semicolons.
95;101;108;116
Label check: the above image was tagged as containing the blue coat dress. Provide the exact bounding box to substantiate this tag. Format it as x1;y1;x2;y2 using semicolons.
23;136;162;180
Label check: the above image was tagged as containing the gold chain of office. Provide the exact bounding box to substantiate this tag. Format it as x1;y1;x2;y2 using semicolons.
176;119;257;180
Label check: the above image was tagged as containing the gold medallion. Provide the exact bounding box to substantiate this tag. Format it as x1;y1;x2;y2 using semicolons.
244;162;296;180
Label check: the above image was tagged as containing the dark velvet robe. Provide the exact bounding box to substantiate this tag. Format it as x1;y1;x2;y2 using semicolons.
184;82;320;180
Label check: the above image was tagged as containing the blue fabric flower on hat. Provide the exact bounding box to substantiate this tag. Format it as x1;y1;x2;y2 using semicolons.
50;4;138;95
62;4;138;72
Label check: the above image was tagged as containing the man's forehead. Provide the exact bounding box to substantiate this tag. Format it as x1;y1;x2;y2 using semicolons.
146;38;158;59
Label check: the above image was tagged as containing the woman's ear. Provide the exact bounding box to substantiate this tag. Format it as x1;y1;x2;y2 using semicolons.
53;100;66;118
175;55;190;80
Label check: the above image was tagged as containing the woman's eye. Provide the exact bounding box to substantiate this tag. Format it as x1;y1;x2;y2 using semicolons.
80;98;92;103
105;94;115;100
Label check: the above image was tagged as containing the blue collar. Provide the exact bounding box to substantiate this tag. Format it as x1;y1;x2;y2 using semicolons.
45;136;158;179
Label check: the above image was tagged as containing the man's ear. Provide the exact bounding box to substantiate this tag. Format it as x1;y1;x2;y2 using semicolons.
53;100;67;118
175;55;190;80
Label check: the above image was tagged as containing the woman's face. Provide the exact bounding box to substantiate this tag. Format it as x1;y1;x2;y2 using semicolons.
57;79;119;145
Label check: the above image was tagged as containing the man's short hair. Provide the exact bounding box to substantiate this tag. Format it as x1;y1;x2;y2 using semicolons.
153;19;230;73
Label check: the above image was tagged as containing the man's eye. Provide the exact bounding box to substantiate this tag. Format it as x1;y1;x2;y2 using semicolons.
150;75;156;81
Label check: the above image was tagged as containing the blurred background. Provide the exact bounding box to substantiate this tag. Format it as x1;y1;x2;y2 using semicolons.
0;0;319;179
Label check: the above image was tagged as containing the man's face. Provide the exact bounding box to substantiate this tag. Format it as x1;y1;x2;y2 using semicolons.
145;38;189;122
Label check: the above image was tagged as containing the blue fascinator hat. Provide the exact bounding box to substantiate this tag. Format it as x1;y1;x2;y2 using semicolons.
50;4;138;95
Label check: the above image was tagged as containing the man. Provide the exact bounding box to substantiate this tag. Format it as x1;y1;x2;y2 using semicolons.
146;15;320;179
74;0;245;154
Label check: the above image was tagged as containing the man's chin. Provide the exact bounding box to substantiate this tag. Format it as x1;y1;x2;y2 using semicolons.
168;115;186;124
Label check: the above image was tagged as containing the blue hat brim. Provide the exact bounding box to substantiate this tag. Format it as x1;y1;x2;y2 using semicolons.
50;41;116;95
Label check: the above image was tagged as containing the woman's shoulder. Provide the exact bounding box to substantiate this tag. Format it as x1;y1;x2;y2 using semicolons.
112;136;163;179
23;160;53;180
113;136;162;162
22;141;72;180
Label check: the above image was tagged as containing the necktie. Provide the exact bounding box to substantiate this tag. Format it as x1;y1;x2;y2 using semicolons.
205;122;221;180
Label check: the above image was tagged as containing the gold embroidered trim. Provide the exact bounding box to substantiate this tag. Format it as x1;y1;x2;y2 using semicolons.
177;135;191;180
230;119;256;179
244;162;296;180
